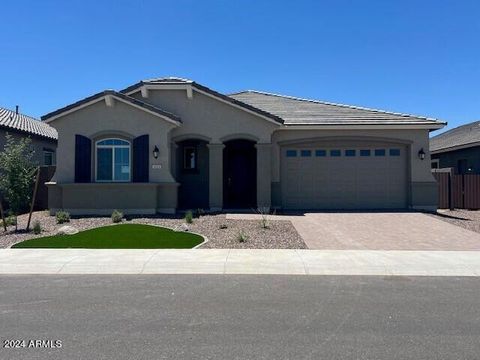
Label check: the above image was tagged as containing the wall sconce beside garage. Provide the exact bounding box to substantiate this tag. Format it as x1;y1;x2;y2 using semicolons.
418;148;425;160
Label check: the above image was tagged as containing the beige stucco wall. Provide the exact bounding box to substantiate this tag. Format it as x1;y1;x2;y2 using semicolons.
131;89;279;143
50;99;177;184
47;182;178;215
47;86;438;213
0;129;57;166
132;89;279;209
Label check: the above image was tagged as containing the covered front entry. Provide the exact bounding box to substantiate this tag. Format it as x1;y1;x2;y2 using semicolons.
223;139;257;208
281;141;408;209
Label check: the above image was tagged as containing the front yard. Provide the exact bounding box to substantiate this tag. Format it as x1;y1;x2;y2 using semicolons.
0;211;306;249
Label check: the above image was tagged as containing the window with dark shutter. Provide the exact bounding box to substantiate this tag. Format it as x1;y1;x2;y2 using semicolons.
75;135;92;183
132;134;149;182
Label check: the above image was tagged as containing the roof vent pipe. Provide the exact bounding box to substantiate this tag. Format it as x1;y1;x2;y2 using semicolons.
15;105;19;114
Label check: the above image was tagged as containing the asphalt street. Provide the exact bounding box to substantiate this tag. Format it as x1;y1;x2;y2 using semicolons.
0;275;479;360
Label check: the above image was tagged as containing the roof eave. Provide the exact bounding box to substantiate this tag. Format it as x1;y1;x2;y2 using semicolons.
431;141;480;154
0;124;58;141
280;123;446;130
42;90;181;126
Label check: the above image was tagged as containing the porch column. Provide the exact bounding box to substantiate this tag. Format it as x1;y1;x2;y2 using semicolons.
255;143;272;210
207;143;225;211
170;142;178;179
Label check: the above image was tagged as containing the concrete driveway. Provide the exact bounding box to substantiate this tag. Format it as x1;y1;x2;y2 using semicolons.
227;212;480;250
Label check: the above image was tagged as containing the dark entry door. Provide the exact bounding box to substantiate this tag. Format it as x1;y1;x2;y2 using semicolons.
223;140;257;208
177;140;209;210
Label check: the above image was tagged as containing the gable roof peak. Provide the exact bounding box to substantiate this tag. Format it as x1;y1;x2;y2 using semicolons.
42;90;181;125
143;76;193;84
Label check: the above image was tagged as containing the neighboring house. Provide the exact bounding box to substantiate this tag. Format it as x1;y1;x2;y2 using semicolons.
0;106;58;166
430;120;480;174
42;77;445;215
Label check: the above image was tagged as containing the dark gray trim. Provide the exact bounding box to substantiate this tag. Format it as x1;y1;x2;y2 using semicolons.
42;90;181;123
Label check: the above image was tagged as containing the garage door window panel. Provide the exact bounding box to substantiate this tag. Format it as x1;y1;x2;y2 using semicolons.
389;149;401;156
360;150;371;157
286;150;297;157
375;149;386;157
301;150;312;157
330;150;341;157
345;150;356;157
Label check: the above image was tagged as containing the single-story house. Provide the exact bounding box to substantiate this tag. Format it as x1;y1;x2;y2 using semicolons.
430;120;480;174
42;77;445;215
1;106;57;166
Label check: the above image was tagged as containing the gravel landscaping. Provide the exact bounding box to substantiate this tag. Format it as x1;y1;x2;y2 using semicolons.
429;209;480;234
0;211;306;249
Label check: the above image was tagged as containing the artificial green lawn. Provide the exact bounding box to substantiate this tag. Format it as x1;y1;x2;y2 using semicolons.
12;224;203;249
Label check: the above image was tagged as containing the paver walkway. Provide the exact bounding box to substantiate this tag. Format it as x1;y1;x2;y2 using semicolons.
227;212;480;250
0;249;479;276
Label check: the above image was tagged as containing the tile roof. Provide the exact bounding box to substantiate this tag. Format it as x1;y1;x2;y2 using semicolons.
42;90;181;124
120;78;284;124
229;90;446;126
430;120;480;152
0;106;57;140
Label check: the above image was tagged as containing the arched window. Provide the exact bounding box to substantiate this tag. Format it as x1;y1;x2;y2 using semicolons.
96;138;131;182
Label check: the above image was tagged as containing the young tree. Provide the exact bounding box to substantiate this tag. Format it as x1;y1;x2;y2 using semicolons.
0;134;37;230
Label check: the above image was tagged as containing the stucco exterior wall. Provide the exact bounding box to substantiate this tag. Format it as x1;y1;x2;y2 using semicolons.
47;86;438;213
0;128;57;166
47;182;177;215
132;89;279;209
50;99;177;183
131;89;279;143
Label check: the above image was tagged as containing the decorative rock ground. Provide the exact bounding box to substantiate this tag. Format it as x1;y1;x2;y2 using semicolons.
0;211;306;249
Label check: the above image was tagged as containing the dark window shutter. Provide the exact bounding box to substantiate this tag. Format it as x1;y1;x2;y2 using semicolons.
132;134;149;182
74;135;91;183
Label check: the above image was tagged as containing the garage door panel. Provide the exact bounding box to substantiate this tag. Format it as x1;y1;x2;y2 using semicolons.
282;145;407;209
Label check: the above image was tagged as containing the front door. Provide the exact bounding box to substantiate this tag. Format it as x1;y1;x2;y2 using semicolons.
223;140;257;208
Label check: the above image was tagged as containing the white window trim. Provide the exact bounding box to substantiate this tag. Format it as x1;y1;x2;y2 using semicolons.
95;138;132;182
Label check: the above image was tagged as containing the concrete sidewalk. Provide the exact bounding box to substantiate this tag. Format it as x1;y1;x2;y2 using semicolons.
0;249;479;276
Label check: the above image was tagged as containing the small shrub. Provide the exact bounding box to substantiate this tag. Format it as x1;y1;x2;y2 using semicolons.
111;210;123;223
56;211;70;224
185;210;193;224
196;208;205;217
2;214;17;227
219;224;228;229
237;230;248;243
32;221;42;234
257;207;270;229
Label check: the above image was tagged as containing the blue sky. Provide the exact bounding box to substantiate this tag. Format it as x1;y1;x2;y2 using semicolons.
1;0;479;133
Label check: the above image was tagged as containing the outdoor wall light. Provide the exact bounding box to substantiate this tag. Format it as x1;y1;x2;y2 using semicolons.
153;145;159;159
418;148;425;160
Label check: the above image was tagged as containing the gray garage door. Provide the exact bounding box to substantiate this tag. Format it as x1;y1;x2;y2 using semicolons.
281;144;408;209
